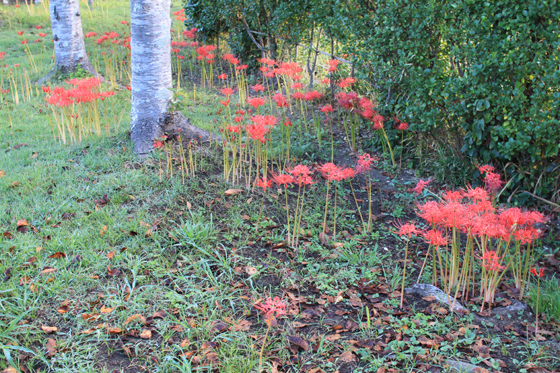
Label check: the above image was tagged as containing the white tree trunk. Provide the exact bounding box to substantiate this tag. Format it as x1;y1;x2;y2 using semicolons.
49;0;95;75
130;0;172;154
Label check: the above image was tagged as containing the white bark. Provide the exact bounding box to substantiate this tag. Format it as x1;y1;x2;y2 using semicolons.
130;0;172;154
49;0;95;74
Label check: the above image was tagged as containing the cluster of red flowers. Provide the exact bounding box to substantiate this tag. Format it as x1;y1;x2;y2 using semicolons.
43;78;114;107
183;27;198;39
417;186;546;244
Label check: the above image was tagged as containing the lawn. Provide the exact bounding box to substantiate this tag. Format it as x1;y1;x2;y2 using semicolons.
1;1;559;373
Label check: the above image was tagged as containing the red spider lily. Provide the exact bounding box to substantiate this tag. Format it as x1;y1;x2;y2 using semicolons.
0;52;5;60
304;91;322;101
153;140;164;149
322;78;330;85
337;77;356;89
220;87;235;96
233;116;243;123
247;97;266;109
373;114;384;129
251;84;265;92
252;115;277;127
423;229;448;247
21;39;28;44
38;33;47;37
254;296;287;326
329;59;339;72
246;123;269;143
272;93;287;108
35;26;42;29
292;82;303;90
412;179;431;195
283;119;292;127
289;165;313;185
256;176;273;193
356;153;376;174
183;27;198;39
292;92;305;100
317;163;348;182
393;221;418;238
84;32;97;38
274;173;293;185
220;99;230;106
227;125;240;133
396;122;409;131
531;267;545;278
478;250;505;271
17;31;24;36
217;74;227;80
320;104;333;113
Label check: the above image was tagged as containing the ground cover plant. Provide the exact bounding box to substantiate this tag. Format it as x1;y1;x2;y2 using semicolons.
1;1;560;373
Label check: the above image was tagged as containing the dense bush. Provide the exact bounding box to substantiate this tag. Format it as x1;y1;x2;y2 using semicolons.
184;0;560;204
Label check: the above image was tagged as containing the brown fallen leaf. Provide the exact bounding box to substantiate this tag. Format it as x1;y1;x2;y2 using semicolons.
325;334;341;341
108;328;122;334
288;335;309;351
107;266;120;276
100;306;115;314
140;329;152;339
2;367;18;373
339;350;356;362
46;338;57;356
41;325;58;334
100;225;107;237
58;300;70;314
224;188;243;196
422;296;437;302
245;266;258;275
106;251;115;259
124;314;147;325
48;252;66;259
152;310;167;319
39;267;57;275
0;170;5;177
16;219;28;227
145;229;152;238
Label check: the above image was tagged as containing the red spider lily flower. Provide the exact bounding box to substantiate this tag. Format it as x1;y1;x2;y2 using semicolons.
337;77;356;89
292;92;305;100
464;186;488;202
283;119;292;127
0;52;5;60
178;56;185;60
289;165;314;186
235;109;245;116
274;173;294;186
514;227;540;245
320;104;333;113
317;163;346;182
254;296;287;326
530;267;545;278
21;39;28;44
233;116;243;123
259;66;269;73
236;64;248;70
396;122;409;131
373;114;384;129
41;86;51;94
252;115;277;127
153;140;164;149
443;190;464;202
356;153;376;174
39;33;47;37
246;123;269;143
412;179;431;195
272;93;287;108
478;250;505;271
417;201;444;225
120;20;128;25
14;64;20;67
84;32;97;38
183;28;198;39
220;99;230;107
423;229;448;247
17;31;24;36
256;176;273;193
393;221;418;238
322;78;330;85
35;25;42;29
292;82;303;90
329;59;339;72
247;97;266;109
14;4;20;7
304;91;322;101
220;87;235;96
217;74;228;80
341;168;355;180
227;125;240;133
265;71;275;78
251;84;265;92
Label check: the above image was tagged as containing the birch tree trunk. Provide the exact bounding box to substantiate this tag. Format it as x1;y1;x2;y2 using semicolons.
49;0;96;75
130;0;217;155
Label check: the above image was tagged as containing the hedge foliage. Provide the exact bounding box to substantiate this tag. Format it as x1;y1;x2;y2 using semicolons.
185;0;560;203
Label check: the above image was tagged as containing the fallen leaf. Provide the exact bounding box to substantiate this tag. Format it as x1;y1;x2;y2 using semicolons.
47;252;66;259
106;251;115;259
325;334;341;341
100;306;115;314
288;335;309;351
0;170;5;177
107;266;120;276
16;219;28;227
339;350;356;362
100;225;107;237
145;229;152;238
58;301;70;314
45;338;57;356
108;327;122;334
230;319;252;332
140;329;152;339
224;188;243;196
422;296;436;302
245;266;258;276
124;314;146;325
41;325;58;334
152;310;167;319
2;367;18;373
39;267;57;275
9;181;20;188
186;201;192;209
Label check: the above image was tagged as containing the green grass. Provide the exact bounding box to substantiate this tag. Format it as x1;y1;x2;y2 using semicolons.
1;1;559;372
528;276;560;323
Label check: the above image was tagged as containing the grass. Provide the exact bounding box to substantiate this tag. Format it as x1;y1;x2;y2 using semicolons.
1;1;559;372
528;276;560;323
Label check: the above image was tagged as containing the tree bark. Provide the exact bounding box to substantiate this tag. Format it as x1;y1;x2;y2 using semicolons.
130;0;217;155
49;0;96;76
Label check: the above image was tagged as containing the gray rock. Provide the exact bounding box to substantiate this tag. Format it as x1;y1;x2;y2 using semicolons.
491;301;528;317
405;283;467;312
